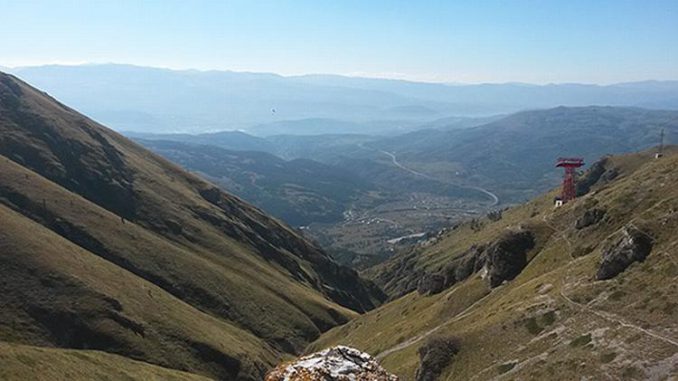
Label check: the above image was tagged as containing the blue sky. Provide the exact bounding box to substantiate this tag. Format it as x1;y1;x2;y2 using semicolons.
1;0;677;83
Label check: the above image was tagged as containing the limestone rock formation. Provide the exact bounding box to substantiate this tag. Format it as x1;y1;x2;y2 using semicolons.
265;346;398;381
575;208;606;229
485;231;535;288
596;226;653;280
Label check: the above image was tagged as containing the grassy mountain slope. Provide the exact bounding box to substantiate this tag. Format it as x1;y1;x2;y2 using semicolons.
0;71;384;380
312;148;678;380
0;342;212;381
137;139;374;226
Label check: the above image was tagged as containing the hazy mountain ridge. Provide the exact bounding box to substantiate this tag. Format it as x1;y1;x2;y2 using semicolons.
137;138;375;226
10;64;678;134
370;106;678;203
127;130;275;152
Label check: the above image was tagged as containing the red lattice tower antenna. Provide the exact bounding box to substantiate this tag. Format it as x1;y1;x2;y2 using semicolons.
556;157;584;203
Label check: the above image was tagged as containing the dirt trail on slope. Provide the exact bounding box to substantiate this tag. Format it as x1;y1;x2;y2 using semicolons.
375;291;493;360
378;212;678;367
545;211;678;347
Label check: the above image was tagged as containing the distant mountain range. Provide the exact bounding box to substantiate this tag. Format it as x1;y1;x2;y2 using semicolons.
143;106;677;205
8;64;678;134
371;106;678;202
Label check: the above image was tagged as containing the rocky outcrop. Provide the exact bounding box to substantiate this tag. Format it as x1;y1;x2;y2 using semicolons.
443;245;486;288
485;231;535;288
265;346;398;381
418;230;536;294
418;244;488;296
596;226;653;280
415;336;460;381
417;274;445;295
576;157;619;197
575;208;606;229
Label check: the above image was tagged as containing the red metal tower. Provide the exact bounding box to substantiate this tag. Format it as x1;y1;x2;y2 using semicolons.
556;157;584;203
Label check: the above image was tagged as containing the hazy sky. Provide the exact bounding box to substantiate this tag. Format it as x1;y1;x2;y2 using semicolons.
2;0;677;84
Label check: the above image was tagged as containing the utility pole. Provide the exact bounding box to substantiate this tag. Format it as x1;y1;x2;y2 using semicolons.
656;129;665;159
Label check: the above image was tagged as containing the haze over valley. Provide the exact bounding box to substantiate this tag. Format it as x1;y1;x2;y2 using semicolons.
2;1;678;380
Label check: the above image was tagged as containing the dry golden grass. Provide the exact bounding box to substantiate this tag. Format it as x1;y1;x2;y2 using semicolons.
0;341;212;381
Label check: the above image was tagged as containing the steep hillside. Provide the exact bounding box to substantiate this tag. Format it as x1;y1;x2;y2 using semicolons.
137;139;375;226
0;342;212;381
0;71;384;380
312;148;678;380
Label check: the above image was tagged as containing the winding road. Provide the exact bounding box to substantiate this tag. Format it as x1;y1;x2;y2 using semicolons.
377;149;499;207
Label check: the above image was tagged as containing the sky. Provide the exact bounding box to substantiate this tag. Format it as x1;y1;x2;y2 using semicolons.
1;0;677;84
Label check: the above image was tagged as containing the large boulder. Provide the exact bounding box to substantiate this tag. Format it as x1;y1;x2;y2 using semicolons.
265;346;398;381
485;231;535;288
415;336;460;381
575;208;606;229
596;226;653;280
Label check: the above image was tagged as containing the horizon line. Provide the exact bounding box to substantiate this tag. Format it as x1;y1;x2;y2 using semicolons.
2;61;678;87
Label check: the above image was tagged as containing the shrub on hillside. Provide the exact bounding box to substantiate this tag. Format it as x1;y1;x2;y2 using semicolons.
486;209;503;221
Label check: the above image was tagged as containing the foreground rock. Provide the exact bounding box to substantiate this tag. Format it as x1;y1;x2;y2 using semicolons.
597;226;653;280
265;346;398;381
